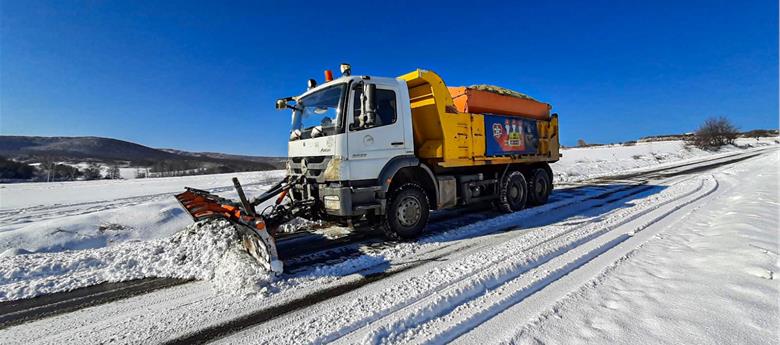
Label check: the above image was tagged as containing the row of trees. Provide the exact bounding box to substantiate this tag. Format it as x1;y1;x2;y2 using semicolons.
144;159;275;178
1;156;277;182
0;157;36;179
0;159;123;182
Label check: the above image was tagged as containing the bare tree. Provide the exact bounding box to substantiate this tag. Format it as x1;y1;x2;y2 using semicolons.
107;165;121;179
576;139;587;147
687;116;739;150
38;157;55;182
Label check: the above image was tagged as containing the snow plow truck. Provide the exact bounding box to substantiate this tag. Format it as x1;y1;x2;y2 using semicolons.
175;65;560;273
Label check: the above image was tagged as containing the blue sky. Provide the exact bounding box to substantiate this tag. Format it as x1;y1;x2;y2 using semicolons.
1;1;777;156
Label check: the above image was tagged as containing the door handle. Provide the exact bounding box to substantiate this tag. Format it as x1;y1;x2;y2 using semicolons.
391;142;404;146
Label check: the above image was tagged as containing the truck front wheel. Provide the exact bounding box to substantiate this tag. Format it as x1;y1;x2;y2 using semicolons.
498;171;528;213
380;183;430;240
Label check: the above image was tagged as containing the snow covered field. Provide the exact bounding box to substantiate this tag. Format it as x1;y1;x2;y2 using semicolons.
0;139;778;344
0;170;286;256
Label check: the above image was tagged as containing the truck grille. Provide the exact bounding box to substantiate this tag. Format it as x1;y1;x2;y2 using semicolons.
288;156;330;183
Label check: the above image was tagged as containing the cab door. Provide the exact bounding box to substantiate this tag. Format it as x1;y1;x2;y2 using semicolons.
346;81;408;181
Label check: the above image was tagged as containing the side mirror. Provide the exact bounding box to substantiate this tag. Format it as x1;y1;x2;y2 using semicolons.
359;83;377;127
275;99;288;110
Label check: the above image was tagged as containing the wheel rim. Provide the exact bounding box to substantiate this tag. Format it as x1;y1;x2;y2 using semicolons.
535;176;546;195
510;185;520;199
396;195;422;227
509;180;524;206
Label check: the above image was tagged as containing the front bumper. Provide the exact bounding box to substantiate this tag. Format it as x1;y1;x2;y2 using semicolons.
292;181;384;217
319;184;384;216
287;156;385;217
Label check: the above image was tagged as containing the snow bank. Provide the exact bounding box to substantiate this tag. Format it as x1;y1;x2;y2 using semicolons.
554;137;778;183
0;220;271;301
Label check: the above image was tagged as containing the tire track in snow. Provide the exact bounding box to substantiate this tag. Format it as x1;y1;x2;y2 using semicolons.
278;177;712;345
209;184;686;344
361;153;759;344
221;151;753;344
381;177;720;345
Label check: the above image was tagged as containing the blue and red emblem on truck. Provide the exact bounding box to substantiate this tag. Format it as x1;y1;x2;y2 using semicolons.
484;114;539;156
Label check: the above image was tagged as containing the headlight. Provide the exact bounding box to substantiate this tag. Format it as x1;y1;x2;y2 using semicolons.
289;129;302;141
323;195;340;210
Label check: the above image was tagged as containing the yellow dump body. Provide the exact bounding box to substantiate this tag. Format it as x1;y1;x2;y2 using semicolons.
398;69;560;169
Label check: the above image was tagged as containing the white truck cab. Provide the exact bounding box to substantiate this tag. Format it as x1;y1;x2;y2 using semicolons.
283;73;423;223
286;75;413;181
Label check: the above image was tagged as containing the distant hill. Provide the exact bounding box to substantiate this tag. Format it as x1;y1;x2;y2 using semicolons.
0;136;285;171
0;136;181;162
159;148;287;166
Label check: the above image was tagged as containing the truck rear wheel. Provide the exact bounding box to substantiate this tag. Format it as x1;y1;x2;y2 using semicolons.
380;183;430;240
498;171;528;213
527;168;551;205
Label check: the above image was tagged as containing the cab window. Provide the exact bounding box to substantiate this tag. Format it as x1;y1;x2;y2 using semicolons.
351;88;397;130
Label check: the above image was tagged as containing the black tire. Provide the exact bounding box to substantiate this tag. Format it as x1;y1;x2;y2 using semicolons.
527;168;551;205
380;183;430;240
498;171;528;213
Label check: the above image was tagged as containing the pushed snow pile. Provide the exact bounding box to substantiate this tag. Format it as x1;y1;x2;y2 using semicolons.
0;220;271;301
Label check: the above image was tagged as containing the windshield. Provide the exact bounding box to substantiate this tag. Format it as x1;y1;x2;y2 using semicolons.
290;84;346;140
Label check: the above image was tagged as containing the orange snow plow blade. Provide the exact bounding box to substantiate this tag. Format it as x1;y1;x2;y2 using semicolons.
174;187;283;273
175;189;242;219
